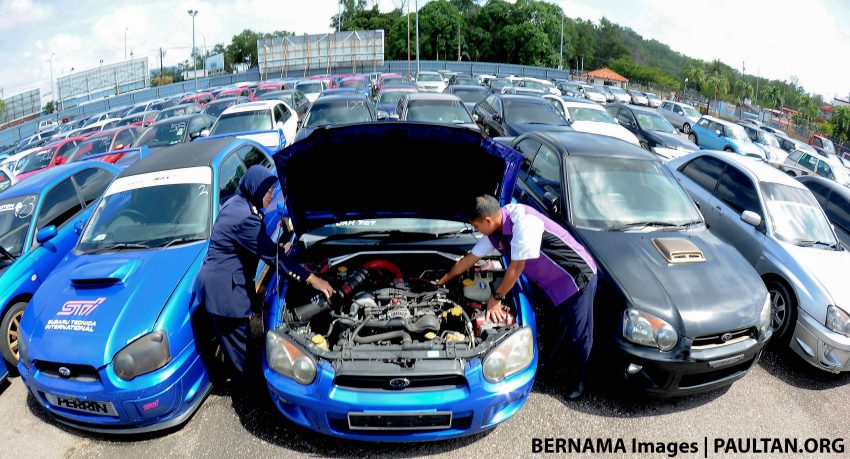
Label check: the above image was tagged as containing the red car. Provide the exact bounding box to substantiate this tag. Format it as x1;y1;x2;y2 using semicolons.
14;137;87;182
217;87;256;101
179;92;215;107
251;82;291;99
306;75;338;89
67;125;144;164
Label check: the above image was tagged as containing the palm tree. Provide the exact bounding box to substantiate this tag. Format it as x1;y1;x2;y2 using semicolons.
683;64;705;94
704;75;729;113
761;85;784;110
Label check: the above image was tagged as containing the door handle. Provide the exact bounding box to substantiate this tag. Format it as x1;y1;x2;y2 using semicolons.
713;206;722;213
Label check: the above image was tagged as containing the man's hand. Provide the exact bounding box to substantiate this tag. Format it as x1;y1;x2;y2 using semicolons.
485;297;508;323
307;274;335;299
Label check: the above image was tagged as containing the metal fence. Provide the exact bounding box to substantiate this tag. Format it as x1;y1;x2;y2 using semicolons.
57;58;149;109
258;30;385;77
0;89;41;126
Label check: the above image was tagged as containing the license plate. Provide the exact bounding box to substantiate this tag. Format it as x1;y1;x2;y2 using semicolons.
708;354;745;368
45;393;118;416
348;411;452;431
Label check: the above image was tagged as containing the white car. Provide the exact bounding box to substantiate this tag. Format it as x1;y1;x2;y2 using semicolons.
295;80;328;103
514;77;560;96
415;71;447;93
544;95;640;145
0;146;41;177
578;84;608;103
38;119;57;131
207;100;298;149
644;92;662;108
606;86;632;104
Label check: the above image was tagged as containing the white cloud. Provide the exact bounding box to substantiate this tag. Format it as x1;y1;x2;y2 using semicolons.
0;0;54;31
558;0;604;23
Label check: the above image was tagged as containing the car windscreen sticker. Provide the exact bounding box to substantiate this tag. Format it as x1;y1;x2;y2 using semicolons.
0;196;37;219
105;166;212;196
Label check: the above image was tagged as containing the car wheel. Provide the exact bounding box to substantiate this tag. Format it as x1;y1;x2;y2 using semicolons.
723;147;734;152
766;279;797;345
682;123;691;134
1;301;27;368
688;133;698;144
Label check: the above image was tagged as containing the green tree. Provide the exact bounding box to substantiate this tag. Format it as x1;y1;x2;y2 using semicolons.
42;101;56;114
703;75;729;113
733;80;753;105
593;18;628;67
572;18;595;70
414;0;463;61
0;99;6;118
792;94;819;132
226;29;262;68
683;63;705;94
761;85;784;110
831;106;850;141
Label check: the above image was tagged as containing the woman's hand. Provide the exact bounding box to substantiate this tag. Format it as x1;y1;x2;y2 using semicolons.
307;274;335;299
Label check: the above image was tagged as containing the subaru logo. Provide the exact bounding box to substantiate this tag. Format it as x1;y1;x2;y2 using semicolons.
720;333;733;343
58;367;71;378
388;378;411;389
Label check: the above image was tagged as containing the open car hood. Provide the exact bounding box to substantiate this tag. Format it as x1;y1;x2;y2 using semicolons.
275;123;523;235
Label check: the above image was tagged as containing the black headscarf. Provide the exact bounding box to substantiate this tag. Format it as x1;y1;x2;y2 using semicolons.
238;165;277;210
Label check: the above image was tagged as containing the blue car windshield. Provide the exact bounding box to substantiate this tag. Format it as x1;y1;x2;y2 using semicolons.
78;171;212;253
761;182;836;246
0;194;37;258
566;157;702;230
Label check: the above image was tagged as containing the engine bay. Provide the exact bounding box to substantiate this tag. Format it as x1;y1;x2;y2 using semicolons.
283;253;517;356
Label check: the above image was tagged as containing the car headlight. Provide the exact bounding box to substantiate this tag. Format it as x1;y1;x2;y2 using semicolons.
483;326;534;383
622;308;678;352
758;294;772;337
826;305;850;337
112;331;170;381
266;329;316;384
19;333;29;369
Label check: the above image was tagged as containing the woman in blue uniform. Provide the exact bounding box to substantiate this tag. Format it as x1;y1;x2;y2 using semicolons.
197;165;333;377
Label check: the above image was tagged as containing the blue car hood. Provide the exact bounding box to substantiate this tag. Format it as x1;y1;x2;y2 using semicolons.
577;228;765;338
26;243;206;366
275;123;523;235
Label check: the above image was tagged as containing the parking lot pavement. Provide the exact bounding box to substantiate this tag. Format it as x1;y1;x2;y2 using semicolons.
1;346;848;459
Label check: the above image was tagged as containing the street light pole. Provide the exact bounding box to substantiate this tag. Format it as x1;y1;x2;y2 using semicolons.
124;27;128;60
188;9;199;92
48;53;55;116
559;13;564;70
415;0;419;75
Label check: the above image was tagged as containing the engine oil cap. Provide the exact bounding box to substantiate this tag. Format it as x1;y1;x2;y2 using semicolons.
311;334;326;344
424;332;436;340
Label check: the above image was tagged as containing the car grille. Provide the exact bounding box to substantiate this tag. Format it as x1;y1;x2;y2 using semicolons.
34;360;100;382
691;327;755;350
333;374;467;391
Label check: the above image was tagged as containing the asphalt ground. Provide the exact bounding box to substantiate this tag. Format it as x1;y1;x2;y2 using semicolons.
1;345;848;459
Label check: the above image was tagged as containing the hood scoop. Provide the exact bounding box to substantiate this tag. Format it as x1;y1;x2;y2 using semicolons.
70;258;141;288
652;238;705;264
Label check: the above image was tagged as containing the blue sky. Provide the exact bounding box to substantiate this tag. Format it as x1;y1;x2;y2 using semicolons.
1;0;848;103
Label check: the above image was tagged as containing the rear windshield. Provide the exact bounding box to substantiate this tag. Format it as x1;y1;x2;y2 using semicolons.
211;110;272;134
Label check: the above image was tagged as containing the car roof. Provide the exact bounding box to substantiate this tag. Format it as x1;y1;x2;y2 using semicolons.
701;115;738;126
151;113;207;125
611;103;658;115
119;138;237;177
312;94;369;104
0;162;116;199
220;101;278;114
379;84;417;91
521;131;656;160
448;85;487;91
698;151;806;188
404;93;461;101
797;174;850;197
495;94;549;102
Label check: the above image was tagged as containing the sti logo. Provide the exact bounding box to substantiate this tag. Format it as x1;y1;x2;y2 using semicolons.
57;298;105;317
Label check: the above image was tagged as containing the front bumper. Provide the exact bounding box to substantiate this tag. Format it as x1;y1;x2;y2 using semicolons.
19;343;211;434
790;309;850;373
265;357;536;442
613;334;766;396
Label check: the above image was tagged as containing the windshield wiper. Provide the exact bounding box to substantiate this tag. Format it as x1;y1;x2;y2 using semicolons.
605;221;681;232
0;245;17;261
160;237;207;248
83;242;151;254
796;240;840;249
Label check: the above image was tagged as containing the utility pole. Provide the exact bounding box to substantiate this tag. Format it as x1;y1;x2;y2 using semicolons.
338;0;341;32
48;53;55;115
559;13;564;70
415;0;419;76
407;0;410;78
159;48;166;83
124;27;128;60
188;9;199;92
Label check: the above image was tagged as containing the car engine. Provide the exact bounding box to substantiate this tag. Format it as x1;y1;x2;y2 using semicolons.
284;258;514;353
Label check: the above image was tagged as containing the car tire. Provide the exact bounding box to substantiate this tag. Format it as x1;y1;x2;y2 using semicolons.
765;279;797;346
1;301;27;368
682;123;691;134
688;133;698;144
723;147;734;152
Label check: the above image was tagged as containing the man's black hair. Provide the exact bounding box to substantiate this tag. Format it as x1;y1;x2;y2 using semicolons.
467;194;501;221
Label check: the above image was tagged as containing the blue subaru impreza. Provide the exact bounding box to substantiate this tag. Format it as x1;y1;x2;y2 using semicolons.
0;162;119;371
261;123;538;441
17;138;279;432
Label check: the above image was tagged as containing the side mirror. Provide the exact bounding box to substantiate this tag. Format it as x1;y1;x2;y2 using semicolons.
715;130;722;136
543;191;560;213
74;220;84;234
472;113;480;122
200;129;210;137
493;114;502;123
276;121;285;131
741;210;762;227
36;225;58;244
54;156;65;165
189;131;202;140
296;119;303;129
377;110;389;120
389;114;400;121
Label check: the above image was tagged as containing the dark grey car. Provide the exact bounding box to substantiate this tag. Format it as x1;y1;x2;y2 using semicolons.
512;131;772;394
797;175;850;249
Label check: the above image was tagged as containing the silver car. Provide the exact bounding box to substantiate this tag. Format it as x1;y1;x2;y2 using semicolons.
658;101;702;134
644;92;662;108
739;123;787;166
668;151;850;373
629;90;649;106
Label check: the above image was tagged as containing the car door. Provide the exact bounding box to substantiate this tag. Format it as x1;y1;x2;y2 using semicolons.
512;138;542;203
676;155;726;225
29;177;87;276
825;194;850;249
491;97;506;135
707;163;766;263
516;142;563;215
614;108;639;136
